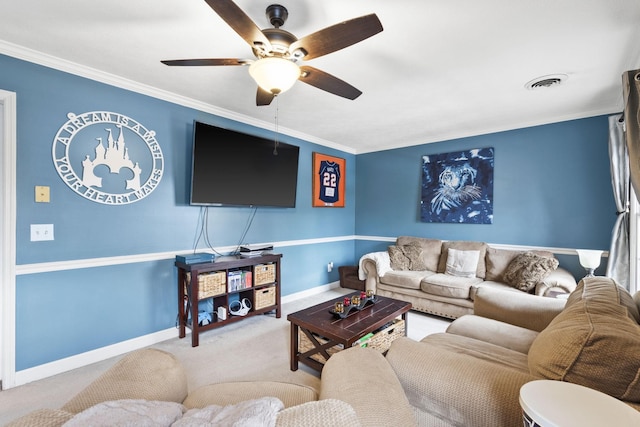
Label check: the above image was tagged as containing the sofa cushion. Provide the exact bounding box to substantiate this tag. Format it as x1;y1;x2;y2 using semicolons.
528;277;640;402
4;409;74;427
474;286;566;332
421;273;483;299
446;314;540;354
61;348;188;414
445;248;481;278
419;333;530;372
387;337;535;427
437;241;487;278
396;236;442;271
485;248;522;282
321;346;416;427
503;252;558;292
277;400;361;427
381;270;435;290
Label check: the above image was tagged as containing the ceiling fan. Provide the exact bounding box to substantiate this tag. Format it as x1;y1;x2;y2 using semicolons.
161;0;383;106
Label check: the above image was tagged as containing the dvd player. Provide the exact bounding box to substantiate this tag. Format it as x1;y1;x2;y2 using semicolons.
239;244;274;253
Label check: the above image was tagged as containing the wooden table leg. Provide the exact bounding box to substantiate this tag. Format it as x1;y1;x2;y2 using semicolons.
403;311;409;336
188;271;200;347
178;276;186;339
290;323;299;371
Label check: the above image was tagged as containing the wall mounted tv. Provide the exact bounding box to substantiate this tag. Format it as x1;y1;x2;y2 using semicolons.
190;121;300;208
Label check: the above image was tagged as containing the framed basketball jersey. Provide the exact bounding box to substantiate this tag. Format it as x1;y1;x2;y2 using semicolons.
312;152;346;207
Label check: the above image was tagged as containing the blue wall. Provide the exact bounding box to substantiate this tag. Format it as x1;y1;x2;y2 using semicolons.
1;54;356;370
2;52;616;371
355;117;616;275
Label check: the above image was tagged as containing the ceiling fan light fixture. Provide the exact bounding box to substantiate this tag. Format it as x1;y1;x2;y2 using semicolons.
249;57;300;95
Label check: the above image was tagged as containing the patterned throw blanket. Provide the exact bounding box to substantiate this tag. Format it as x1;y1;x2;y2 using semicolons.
63;397;284;427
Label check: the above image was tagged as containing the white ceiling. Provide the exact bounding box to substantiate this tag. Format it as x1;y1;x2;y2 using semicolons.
1;0;639;154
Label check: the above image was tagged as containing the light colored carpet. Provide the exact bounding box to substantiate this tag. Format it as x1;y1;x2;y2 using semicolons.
0;287;450;425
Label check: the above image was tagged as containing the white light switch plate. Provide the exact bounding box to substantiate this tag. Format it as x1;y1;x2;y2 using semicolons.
31;224;54;241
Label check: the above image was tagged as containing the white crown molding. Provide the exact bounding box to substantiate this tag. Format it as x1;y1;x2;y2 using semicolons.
0;41;356;155
355;107;621;154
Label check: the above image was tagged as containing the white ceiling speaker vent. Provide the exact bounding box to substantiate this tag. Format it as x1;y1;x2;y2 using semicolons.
525;74;568;90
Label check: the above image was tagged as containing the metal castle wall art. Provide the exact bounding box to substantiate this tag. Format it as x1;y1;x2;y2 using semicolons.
421;147;494;224
52;112;164;205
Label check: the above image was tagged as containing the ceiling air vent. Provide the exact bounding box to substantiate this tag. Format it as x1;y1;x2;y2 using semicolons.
525;74;568;90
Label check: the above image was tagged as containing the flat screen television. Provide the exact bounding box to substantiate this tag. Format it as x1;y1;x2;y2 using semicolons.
190;121;299;207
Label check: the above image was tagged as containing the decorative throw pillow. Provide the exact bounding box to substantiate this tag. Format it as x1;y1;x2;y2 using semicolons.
503;252;559;292
388;245;409;270
437;241;488;278
445;248;480;278
403;245;428;270
396;237;442;271
388;245;427;271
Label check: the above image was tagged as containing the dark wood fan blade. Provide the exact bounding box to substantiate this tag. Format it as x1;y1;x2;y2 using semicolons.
299;66;362;100
290;14;382;60
205;0;271;52
161;58;248;66
256;87;275;106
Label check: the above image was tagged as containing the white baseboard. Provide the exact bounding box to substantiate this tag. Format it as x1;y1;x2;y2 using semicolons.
12;282;340;388
281;281;340;304
14;328;178;387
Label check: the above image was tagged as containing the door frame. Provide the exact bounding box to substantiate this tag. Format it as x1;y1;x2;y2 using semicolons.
1;89;17;389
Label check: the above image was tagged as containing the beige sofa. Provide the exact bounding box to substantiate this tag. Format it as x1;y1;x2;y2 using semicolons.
386;276;640;426
361;236;578;319
6;344;416;427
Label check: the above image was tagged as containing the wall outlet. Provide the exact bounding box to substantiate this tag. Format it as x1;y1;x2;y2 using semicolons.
327;261;334;272
31;224;54;241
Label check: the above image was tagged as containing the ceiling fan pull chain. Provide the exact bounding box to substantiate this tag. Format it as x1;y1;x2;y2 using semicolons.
273;96;280;155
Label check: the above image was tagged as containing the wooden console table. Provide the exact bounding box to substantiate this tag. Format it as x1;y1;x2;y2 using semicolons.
176;254;282;347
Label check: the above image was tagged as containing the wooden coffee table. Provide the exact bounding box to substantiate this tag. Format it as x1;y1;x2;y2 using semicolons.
287;293;411;372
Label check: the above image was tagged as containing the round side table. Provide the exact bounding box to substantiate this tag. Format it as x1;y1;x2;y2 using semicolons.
520;380;640;427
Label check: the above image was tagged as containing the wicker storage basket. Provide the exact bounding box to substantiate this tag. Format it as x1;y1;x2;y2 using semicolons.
197;271;226;299
298;332;343;364
254;285;276;310
298;319;405;363
254;263;276;286
359;319;405;351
